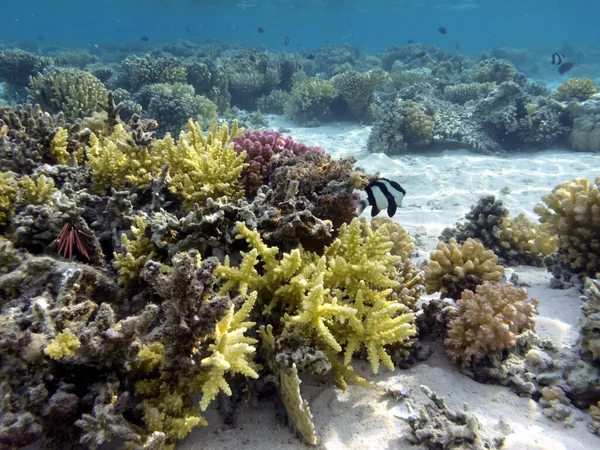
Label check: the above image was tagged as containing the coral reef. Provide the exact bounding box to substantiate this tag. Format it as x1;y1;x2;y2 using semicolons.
424;238;504;300
445;282;539;366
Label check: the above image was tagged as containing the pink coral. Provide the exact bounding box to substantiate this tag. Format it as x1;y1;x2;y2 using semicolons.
445;281;539;366
233;130;325;197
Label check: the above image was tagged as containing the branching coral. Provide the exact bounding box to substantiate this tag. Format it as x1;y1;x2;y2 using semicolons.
43;328;81;359
17;175;56;206
85;123;164;193
158;119;246;210
534;177;600;282
445;282;538;366
365;216;415;260
113;215;158;290
198;291;259;410
424;238;504;299
216;219;419;379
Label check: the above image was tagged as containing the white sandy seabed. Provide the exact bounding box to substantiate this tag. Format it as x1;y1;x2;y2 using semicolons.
187;116;600;450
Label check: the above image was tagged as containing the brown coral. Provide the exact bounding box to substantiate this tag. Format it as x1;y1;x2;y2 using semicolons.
424;238;504;299
445;282;538;366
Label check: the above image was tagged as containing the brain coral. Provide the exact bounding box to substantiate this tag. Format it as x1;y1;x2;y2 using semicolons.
445;282;539;366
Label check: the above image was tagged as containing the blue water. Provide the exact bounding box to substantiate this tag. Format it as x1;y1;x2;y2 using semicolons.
0;0;598;57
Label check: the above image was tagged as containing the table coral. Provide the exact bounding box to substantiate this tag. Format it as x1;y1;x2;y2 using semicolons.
424;237;504;299
445;282;538;366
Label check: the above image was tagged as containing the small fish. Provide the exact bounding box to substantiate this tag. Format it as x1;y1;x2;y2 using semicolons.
36;36;45;41
184;26;195;36
551;52;564;65
558;62;574;74
438;26;448;35
455;42;460;50
407;39;415;44
141;36;149;42
306;54;315;60
284;36;289;46
414;51;426;58
257;27;264;34
354;178;406;217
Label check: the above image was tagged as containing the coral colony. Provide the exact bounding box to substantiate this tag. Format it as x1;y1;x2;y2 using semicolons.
0;38;599;450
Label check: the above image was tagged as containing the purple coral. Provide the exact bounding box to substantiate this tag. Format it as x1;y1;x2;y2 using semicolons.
233;130;325;198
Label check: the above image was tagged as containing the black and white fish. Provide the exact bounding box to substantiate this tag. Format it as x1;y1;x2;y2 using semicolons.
354;178;406;217
551;52;565;65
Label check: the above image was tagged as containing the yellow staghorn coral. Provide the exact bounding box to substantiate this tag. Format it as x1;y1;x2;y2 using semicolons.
341;286;416;374
18;175;56;205
285;257;361;353
364;216;415;260
0;171;17;227
44;328;81;359
198;291;259;411
445;282;538;366
217;218;419;381
133;344;208;447
496;213;557;258
159;119;247;210
86;124;165;193
534;177;600;278
113;215;158;290
136;376;207;446
424;237;504;299
50;127;71;165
